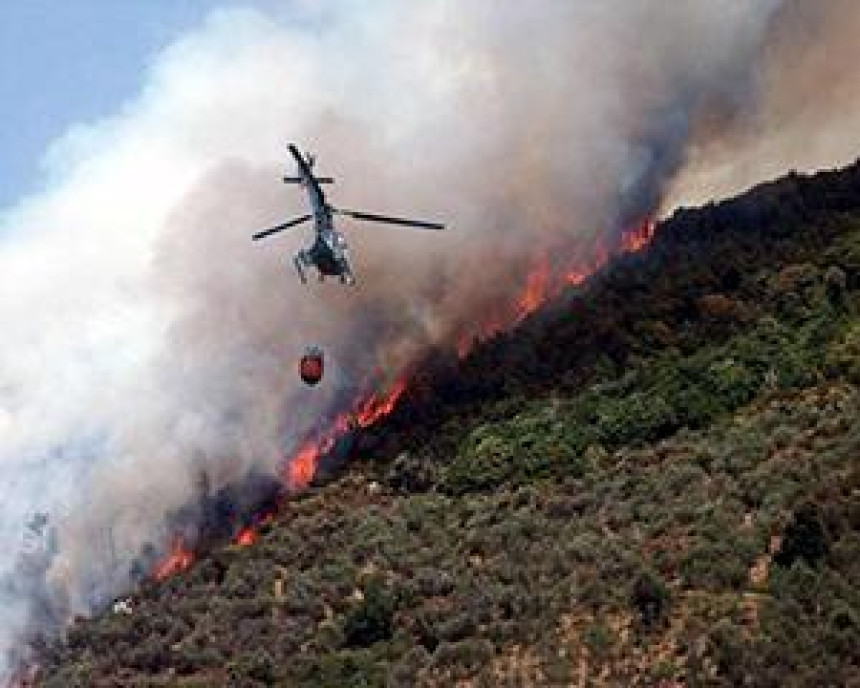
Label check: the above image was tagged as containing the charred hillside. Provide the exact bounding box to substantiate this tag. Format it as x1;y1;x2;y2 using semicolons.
37;160;860;686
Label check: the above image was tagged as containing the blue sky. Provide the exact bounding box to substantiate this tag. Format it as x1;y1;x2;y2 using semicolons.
0;2;236;209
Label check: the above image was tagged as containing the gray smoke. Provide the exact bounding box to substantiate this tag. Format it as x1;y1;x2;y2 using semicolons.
0;0;856;679
667;0;860;206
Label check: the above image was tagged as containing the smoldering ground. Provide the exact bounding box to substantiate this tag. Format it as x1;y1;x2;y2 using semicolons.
2;0;860;678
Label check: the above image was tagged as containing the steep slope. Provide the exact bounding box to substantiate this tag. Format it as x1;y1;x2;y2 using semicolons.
36;161;860;686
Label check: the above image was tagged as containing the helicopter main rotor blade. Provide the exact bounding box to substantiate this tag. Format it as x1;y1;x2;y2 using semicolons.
335;208;445;230
252;214;312;241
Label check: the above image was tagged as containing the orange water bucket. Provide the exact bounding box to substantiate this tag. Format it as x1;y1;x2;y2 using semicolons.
299;347;324;385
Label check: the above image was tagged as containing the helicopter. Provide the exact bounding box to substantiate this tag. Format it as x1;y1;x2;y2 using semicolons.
252;144;445;284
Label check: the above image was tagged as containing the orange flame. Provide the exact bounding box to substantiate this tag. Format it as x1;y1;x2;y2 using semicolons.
236;512;274;546
286;377;408;491
354;378;408;428
621;219;656;253
154;536;194;580
457;218;658;359
237;527;257;547
515;254;552;321
288;441;321;491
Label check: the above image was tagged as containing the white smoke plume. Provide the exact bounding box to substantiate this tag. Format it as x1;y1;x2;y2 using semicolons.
0;0;857;678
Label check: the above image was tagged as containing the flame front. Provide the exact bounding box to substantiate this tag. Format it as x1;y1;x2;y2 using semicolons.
285;376;408;491
621;220;656;253
515;253;552;322
154;536;194;580
288;441;321;492
460;218;659;356
156;220;659;578
354;378;408;428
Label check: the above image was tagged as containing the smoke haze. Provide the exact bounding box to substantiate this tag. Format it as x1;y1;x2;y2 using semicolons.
1;0;858;677
666;0;860;207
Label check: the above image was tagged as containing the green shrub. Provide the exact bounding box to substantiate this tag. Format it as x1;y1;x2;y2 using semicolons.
387;646;430;688
42;663;94;688
631;569;671;627
825;322;860;383
680;542;749;590
297;649;387;688
774;502;830;568
430;638;494;675
227;648;276;683
583;620;614;658
344;580;396;648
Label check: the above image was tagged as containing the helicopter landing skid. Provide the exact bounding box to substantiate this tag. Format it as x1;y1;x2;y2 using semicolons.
293;254;307;284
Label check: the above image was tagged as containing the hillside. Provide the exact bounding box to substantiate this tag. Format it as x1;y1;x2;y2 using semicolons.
35;161;860;686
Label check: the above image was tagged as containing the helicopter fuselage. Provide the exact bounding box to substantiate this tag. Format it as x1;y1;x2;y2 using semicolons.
291;151;356;284
307;236;341;275
252;143;442;287
307;228;349;275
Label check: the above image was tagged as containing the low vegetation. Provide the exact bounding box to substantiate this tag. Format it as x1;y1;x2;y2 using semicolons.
37;162;860;685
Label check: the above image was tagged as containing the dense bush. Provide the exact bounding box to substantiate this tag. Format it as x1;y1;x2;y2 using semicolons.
631;569;671;627
774;502;831;568
36;162;860;687
343;580;396;648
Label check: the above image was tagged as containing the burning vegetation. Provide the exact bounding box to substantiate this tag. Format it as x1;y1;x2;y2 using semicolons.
150;219;659;581
8;2;860;680
35;161;860;686
153;537;195;582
